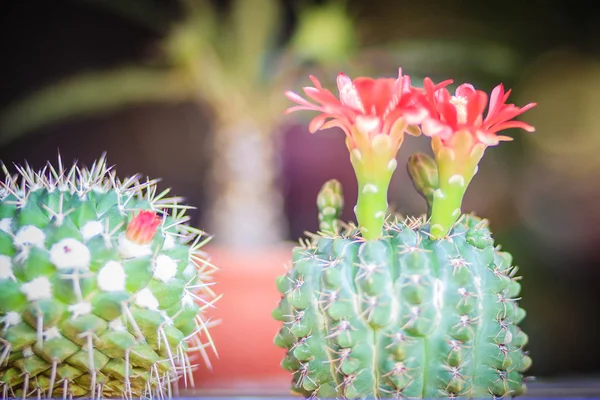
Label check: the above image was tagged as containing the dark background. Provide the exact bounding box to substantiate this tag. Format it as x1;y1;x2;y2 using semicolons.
1;0;599;380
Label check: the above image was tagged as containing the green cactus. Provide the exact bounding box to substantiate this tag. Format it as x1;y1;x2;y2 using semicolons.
276;70;535;398
0;155;218;399
274;207;530;398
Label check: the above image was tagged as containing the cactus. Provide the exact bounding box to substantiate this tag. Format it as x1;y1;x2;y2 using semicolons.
274;69;535;398
0;155;218;399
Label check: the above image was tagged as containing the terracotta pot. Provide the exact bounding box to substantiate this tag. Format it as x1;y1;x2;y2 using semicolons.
190;243;294;393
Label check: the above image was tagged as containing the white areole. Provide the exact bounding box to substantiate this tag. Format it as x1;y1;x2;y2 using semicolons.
49;238;92;270
2;311;21;327
108;317;126;331
153;254;178;282
135;288;159;310
162;233;176;250
21;276;53;301
81;220;104;241
68;301;92;318
14;225;46;248
43;326;62;341
97;261;126;292
0;255;15;281
0;218;12;233
182;291;195;307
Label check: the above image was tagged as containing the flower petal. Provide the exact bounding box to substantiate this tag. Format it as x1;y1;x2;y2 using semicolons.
421;117;451;137
285;105;321;114
309;113;330;133
403;106;429;126
487;120;535;134
320;119;351;135
337;73;365;113
303;87;340;107
285;91;316;108
455;83;476;98
355;115;382;134
353;77;396;115
475;130;501;146
466;90;488;125
309;75;324;90
485;84;505;121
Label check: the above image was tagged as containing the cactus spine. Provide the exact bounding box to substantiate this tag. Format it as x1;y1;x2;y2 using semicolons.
0;155;218;399
275;69;535;398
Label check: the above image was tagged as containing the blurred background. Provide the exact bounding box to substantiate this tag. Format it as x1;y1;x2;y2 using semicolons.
1;0;599;393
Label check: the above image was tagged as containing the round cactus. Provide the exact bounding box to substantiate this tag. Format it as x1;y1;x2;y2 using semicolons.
0;155;218;399
275;69;535;398
274;209;530;399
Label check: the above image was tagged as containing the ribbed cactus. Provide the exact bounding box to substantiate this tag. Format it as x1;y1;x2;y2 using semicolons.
0;155;218;399
274;69;535;398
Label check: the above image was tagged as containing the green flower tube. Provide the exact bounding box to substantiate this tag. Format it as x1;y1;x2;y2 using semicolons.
428;131;485;239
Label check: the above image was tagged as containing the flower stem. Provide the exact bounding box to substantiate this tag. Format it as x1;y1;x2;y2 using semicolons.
350;147;396;241
429;132;485;240
429;175;470;239
354;179;390;240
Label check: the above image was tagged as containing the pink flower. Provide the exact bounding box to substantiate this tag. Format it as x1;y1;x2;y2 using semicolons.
420;79;536;146
126;210;161;244
285;69;434;149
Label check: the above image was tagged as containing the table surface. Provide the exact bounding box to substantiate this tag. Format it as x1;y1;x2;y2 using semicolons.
178;376;600;398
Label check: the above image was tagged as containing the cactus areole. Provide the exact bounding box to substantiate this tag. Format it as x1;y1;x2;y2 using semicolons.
275;69;536;398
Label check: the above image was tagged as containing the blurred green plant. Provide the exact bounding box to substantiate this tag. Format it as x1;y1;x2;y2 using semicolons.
0;67;186;141
290;1;356;63
0;0;358;249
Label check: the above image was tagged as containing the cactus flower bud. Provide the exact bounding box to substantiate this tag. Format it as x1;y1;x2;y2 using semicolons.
126;210;161;244
317;179;344;234
406;153;439;217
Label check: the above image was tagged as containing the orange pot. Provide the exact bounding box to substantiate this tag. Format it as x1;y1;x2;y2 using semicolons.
190;243;295;394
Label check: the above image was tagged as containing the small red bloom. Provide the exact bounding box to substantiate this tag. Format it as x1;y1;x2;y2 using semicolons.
285;69;433;149
420;79;536;146
126;210;161;244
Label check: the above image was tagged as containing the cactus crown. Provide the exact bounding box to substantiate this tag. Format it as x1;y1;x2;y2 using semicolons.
0;155;211;254
286;69;536;240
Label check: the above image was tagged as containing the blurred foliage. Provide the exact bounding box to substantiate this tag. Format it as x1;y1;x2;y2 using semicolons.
519;50;600;175
0;67;187;143
82;0;176;31
290;1;357;63
361;40;523;83
0;0;358;142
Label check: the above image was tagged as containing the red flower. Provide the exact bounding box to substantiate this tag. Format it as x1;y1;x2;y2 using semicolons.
285;69;433;149
420;79;536;146
126;210;161;244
